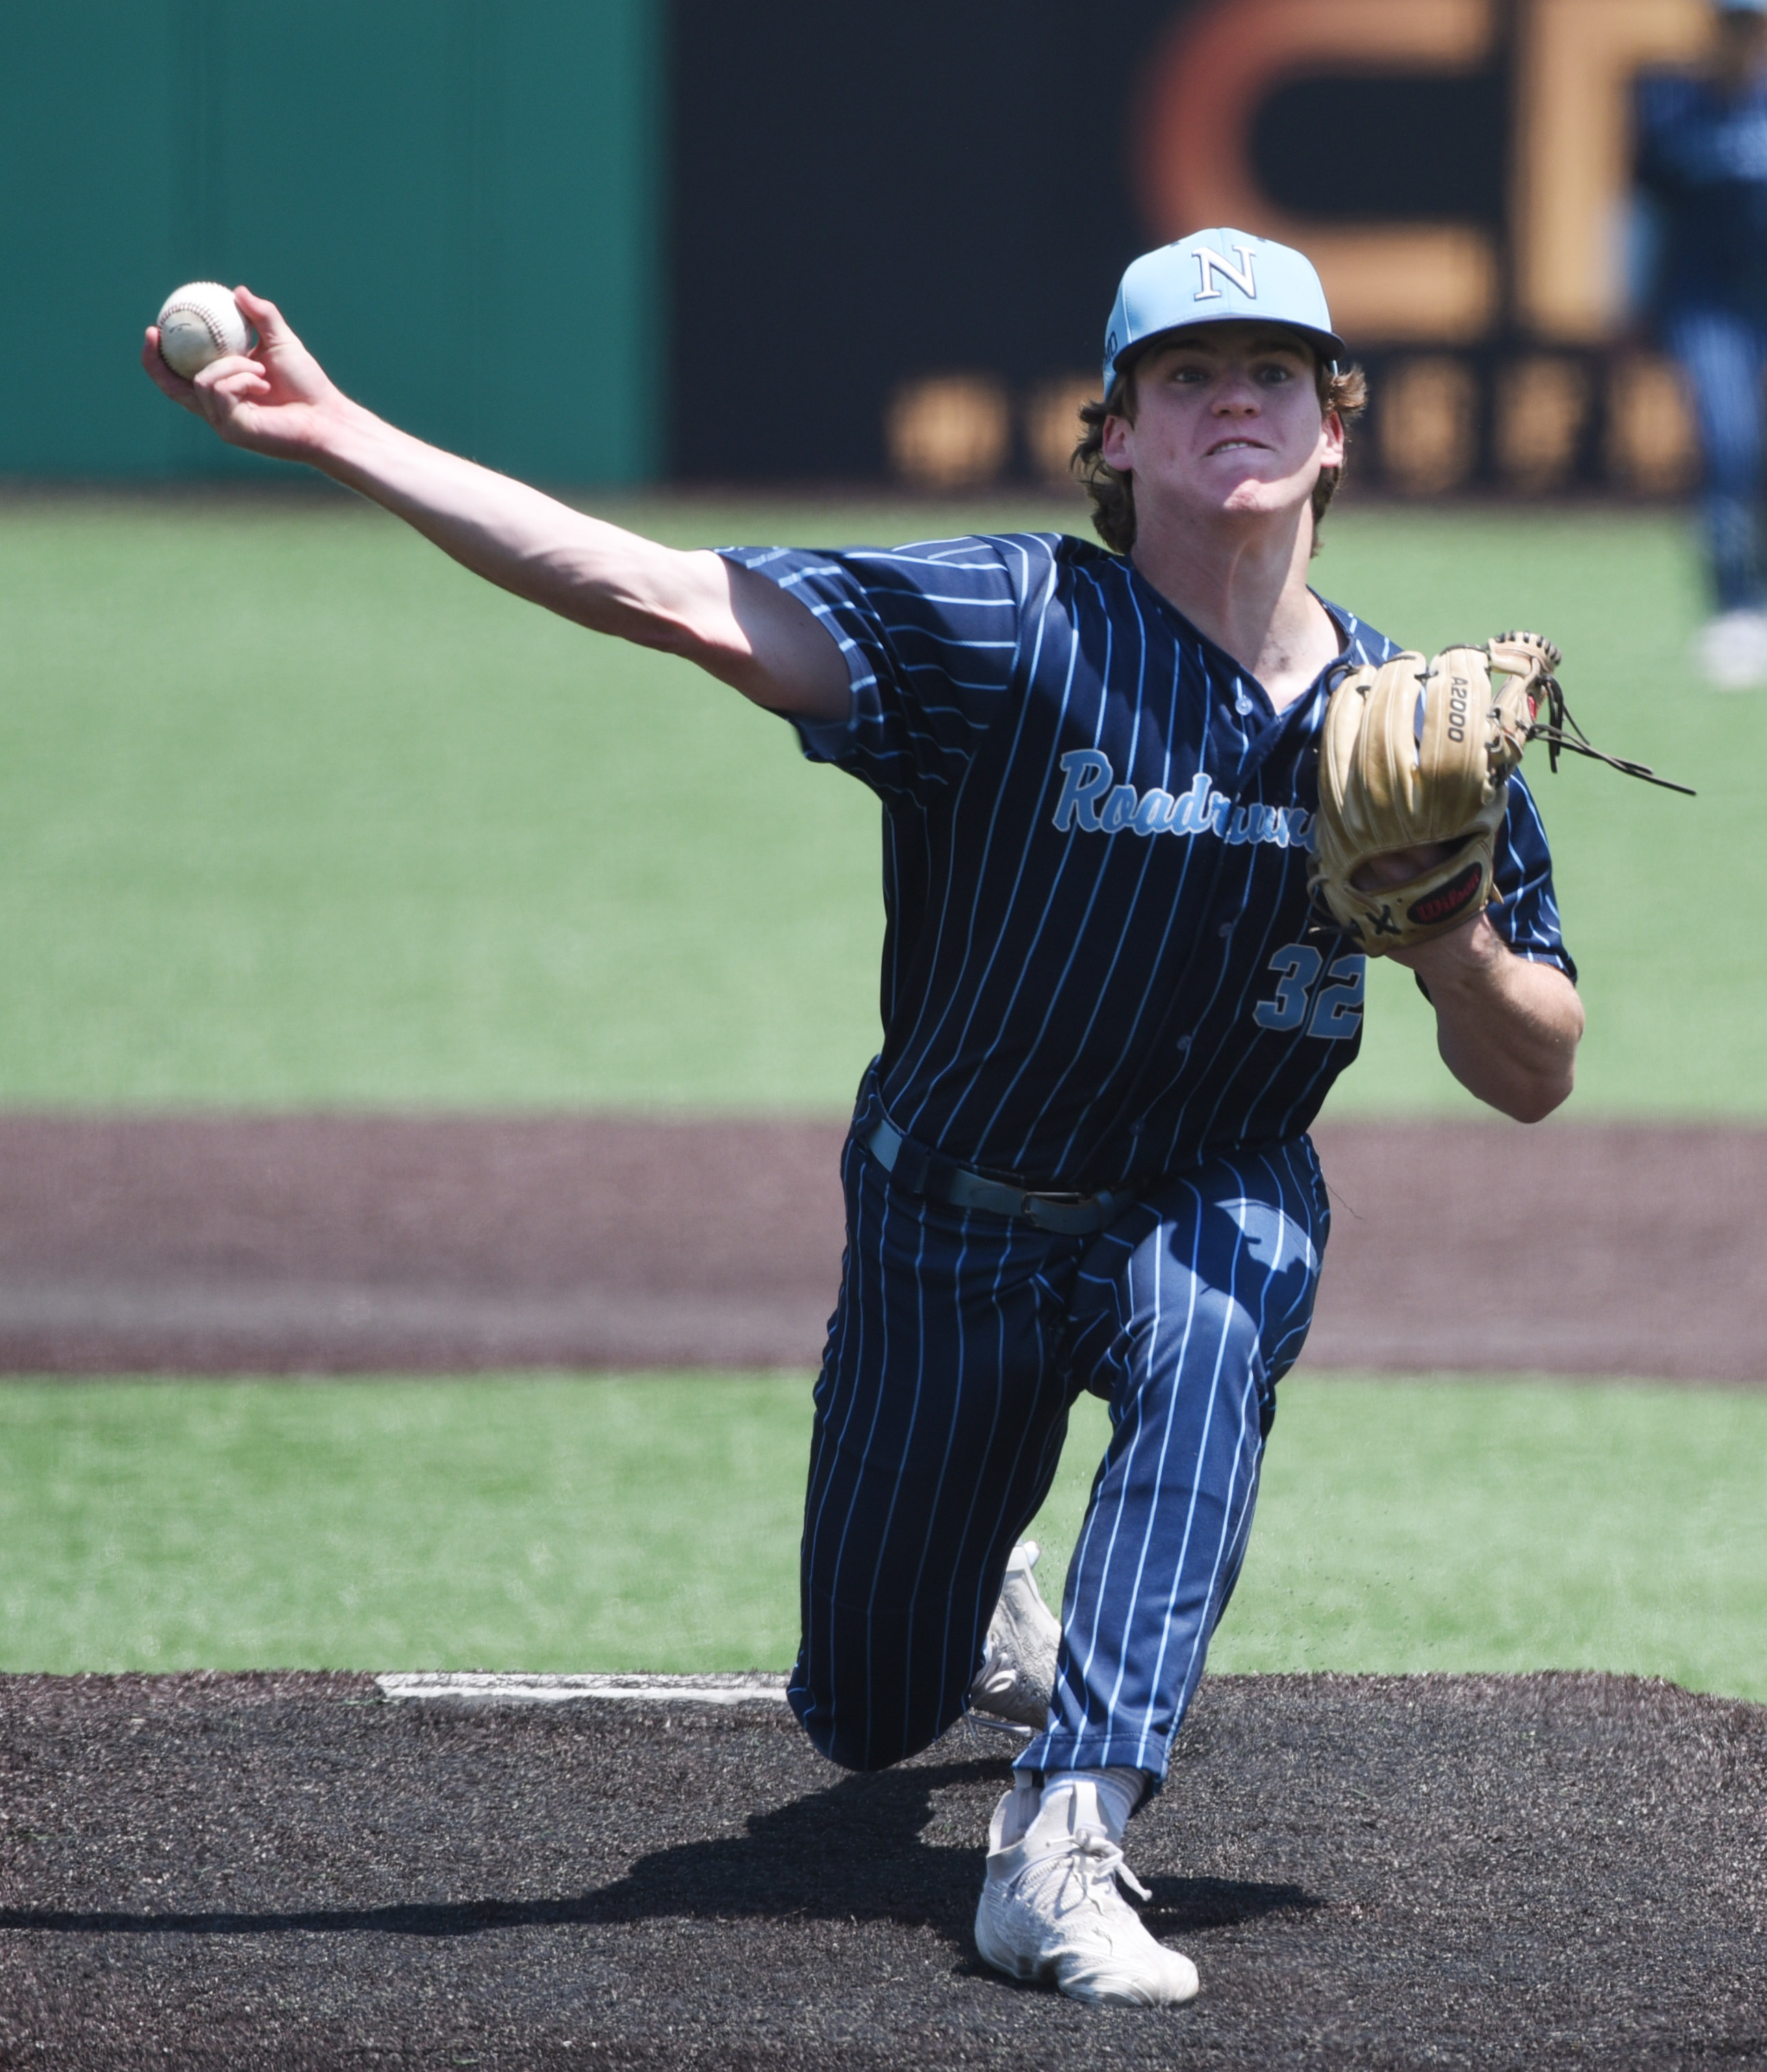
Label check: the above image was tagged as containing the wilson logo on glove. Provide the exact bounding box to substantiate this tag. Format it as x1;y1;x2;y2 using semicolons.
1408;862;1484;928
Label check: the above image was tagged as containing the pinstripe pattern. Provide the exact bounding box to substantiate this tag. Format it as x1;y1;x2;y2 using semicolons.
1030;1142;1325;1776
789;1097;1329;1779
726;534;1571;1189
738;531;1574;1784
792;1109;1076;1769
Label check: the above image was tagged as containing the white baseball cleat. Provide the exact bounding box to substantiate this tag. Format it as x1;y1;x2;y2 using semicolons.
967;1540;1061;1730
974;1779;1200;2009
1696;608;1767;689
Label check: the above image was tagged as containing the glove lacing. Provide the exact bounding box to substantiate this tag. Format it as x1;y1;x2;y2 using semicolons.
1523;666;1696;795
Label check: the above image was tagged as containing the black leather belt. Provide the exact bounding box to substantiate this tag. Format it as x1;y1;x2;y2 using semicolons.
863;1116;1132;1235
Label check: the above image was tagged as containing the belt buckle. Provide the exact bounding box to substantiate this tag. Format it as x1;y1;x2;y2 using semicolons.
1021;1190;1099;1235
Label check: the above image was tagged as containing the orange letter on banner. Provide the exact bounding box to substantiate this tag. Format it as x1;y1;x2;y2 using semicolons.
1135;0;1498;344
1512;0;1708;340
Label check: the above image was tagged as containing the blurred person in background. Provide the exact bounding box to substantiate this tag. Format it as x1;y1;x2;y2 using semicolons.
1634;0;1767;687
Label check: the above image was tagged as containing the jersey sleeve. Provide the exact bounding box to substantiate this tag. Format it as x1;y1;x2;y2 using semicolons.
718;534;1047;799
1487;772;1577;982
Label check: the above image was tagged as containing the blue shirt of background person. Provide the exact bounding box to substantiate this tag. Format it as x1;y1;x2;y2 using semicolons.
1636;42;1767;318
1633;0;1767;679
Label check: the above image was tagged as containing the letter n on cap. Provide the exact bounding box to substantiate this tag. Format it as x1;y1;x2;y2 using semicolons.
1195;244;1258;303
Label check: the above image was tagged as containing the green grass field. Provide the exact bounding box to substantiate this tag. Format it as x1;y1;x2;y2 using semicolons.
3;1374;1762;1701
1;490;1762;1113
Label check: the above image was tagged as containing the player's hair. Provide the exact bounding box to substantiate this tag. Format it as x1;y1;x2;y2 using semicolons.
1072;351;1369;559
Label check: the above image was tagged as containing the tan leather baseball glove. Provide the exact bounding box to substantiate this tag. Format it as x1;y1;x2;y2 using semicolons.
1308;633;1560;955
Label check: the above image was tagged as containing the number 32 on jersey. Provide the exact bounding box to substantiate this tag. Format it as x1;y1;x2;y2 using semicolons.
1253;944;1365;1040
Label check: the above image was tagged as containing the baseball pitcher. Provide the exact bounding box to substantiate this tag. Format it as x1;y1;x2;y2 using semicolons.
143;228;1584;2008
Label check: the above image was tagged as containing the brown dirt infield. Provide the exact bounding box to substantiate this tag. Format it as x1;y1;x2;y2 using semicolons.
0;1113;1759;1381
1;1669;1762;2069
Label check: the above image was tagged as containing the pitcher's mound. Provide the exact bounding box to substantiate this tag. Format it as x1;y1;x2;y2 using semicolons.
1;1669;1762;2068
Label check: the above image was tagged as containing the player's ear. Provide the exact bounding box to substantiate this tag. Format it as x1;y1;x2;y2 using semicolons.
1319;408;1346;471
1100;412;1134;472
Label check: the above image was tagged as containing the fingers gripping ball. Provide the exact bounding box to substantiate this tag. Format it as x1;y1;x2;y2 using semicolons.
1309;632;1560;953
155;283;253;379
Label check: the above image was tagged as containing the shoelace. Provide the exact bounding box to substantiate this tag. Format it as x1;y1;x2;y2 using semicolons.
1038;1828;1153;1910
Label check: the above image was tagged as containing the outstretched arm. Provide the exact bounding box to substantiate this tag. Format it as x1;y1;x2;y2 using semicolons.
140;288;849;720
1396;918;1584;1124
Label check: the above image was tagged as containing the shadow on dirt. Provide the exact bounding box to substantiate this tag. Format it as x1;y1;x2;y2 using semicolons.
0;1756;1319;1951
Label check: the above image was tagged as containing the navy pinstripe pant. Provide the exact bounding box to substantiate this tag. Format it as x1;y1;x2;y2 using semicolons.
788;1115;1330;1781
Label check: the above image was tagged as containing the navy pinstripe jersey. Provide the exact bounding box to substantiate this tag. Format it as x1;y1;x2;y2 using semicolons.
726;531;1573;1193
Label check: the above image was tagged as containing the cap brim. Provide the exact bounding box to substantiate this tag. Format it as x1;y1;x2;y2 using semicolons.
1110;318;1347;387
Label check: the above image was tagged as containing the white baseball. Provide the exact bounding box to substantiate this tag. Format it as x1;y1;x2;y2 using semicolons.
155;282;253;379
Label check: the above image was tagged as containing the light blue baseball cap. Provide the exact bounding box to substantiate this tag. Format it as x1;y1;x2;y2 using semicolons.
1718;0;1767;14
1102;227;1346;392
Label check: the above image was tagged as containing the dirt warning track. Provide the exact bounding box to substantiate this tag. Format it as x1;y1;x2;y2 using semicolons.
0;1670;1761;2069
0;1114;1762;1381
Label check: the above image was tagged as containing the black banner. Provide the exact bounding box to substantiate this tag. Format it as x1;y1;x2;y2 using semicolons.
668;0;1704;497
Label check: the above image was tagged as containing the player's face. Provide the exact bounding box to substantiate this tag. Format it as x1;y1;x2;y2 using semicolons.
1101;325;1343;533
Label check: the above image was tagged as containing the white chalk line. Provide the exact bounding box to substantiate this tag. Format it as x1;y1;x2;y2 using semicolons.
375;1671;789;1707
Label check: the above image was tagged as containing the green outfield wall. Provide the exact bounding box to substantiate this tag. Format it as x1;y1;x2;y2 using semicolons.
0;1;662;485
